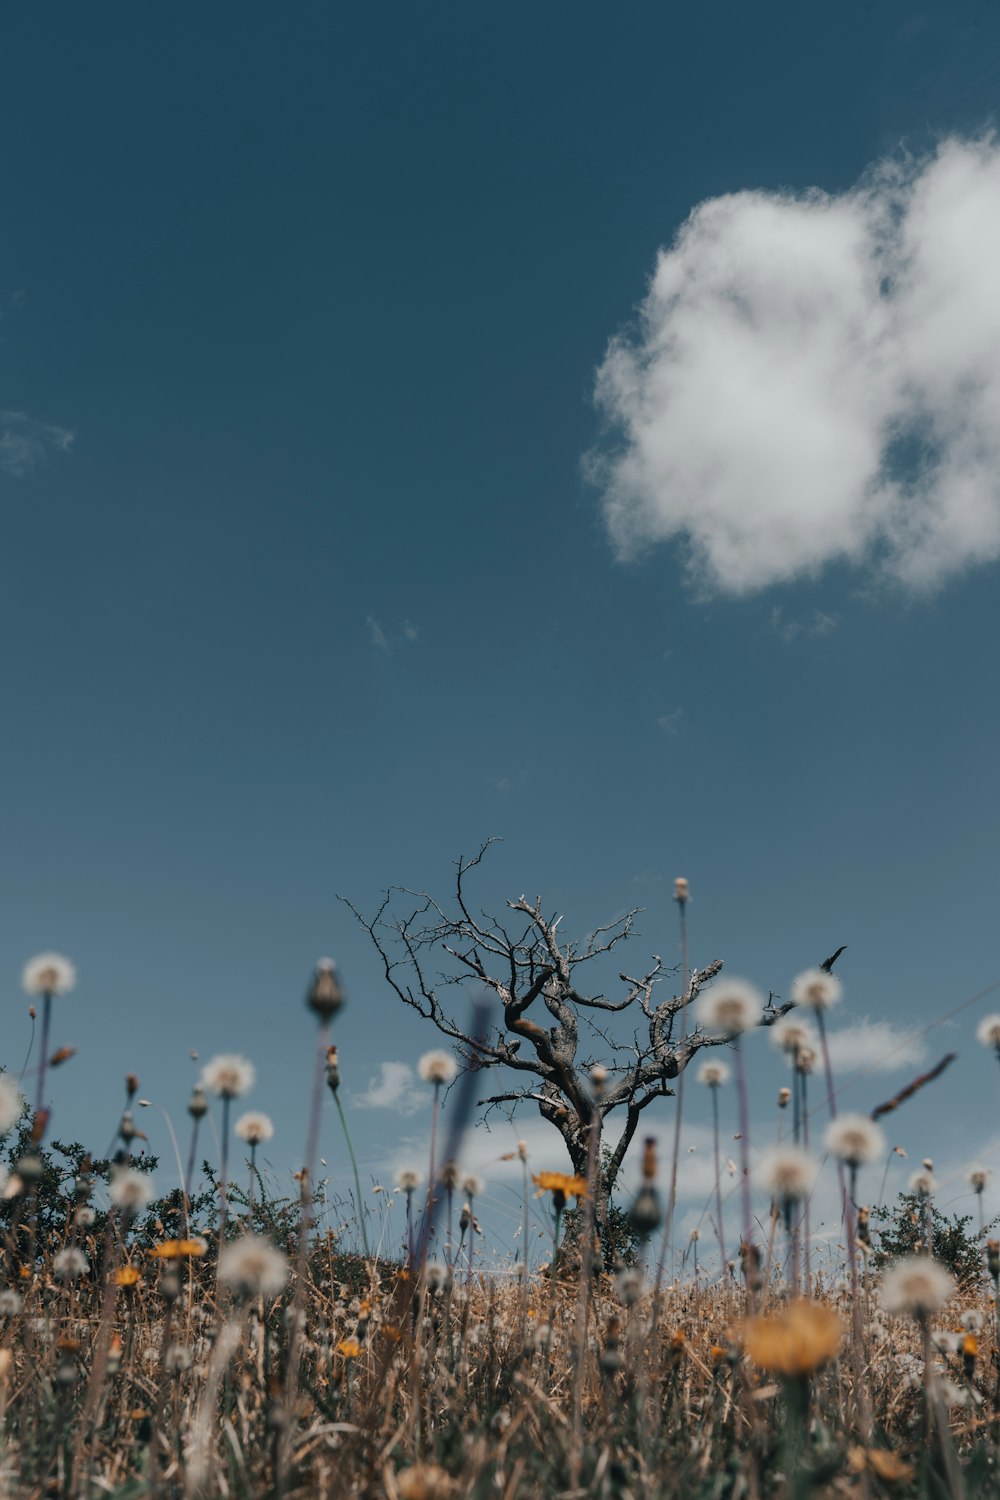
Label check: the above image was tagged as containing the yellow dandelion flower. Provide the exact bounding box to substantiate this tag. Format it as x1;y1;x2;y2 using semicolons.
742;1299;842;1378
149;1239;207;1259
531;1171;588;1200
337;1338;361;1359
115;1266;141;1288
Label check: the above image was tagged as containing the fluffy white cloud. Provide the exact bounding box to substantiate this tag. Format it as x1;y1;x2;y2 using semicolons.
0;410;73;478
593;137;1000;594
353;1061;426;1116
823;1018;927;1075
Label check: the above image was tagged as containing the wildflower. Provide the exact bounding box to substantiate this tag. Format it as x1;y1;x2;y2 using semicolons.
217;1234;289;1299
908;1169;937;1197
532;1171;587;1201
306;958;345;1021
697;1059;730;1087
187;1086;208;1119
440;1160;461;1190
771;1015;818;1057
149;1238;207;1259
0;1290;23;1315
325;1045;340;1093
757;1147;817;1204
960;1308;984;1332
970;1166;990;1193
425;1261;452;1294
824;1114;885;1168
109;1169;155;1214
337;1336;362;1358
791;969;842;1011
778;1087;791;1109
235;1111;274;1146
742;1299;842;1376
796;1045;817;1075
880;1256;955;1319
75;1206;95;1228
395;1167;423;1193
418;1050;457;1086
976;1014;1000;1052
696;981;764;1036
165;1344;193;1373
462;1173;485;1199
22;954;76;996
674;876;689;903
115;1266;141;1288
201;1055;255;1099
53;1248;89;1281
0;1078;24;1134
395;1464;456;1500
615;1267;644;1306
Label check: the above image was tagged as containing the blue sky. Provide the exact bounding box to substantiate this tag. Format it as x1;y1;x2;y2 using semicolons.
2;2;999;1263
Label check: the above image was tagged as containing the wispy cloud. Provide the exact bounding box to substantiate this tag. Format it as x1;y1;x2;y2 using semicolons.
366;616;420;654
366;615;389;652
353;1061;426;1116
0;410;74;478
824;1018;927;1075
593;137;1000;595
657;708;684;735
770;607;840;642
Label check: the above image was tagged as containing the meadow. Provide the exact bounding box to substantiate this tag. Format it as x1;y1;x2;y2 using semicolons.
3;946;1000;1500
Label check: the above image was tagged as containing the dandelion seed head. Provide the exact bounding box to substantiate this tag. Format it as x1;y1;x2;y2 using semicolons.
395;1167;423;1193
218;1235;289;1299
165;1344;193;1373
909;1169;937;1197
417;1050;458;1086
696;1059;730;1088
757;1147;817;1204
22;953;76;997
53;1247;89;1281
462;1173;485;1199
970;1166;990;1193
0;1078;24;1135
201;1054;255;1100
696;981;764;1036
880;1256;955;1319
235;1111;274;1146
976;1014;1000;1050
824;1114;885;1168
791;969;842;1011
109;1169;155;1214
0;1291;23;1316
771;1015;818;1057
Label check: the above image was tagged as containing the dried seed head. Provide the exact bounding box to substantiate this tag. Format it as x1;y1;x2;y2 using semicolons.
22;953;76;997
306;959;345;1022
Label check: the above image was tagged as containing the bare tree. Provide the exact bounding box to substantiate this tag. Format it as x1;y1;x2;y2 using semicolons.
342;843;789;1238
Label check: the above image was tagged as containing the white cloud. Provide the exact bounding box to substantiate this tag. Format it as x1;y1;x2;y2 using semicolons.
823;1018;927;1075
366;615;389;652
592;137;1000;595
0;410;74;478
353;1061;426;1116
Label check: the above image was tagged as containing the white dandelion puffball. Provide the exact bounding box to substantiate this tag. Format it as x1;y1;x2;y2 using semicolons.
796;1045;817;1075
201;1054;256;1100
235;1111;274;1146
880;1256;956;1319
462;1173;485;1198
418;1049;458;1086
791;969;842;1011
395;1167;423;1193
909;1169;937;1197
696;981;764;1036
22;953;76;997
218;1234;289;1299
0;1077;25;1134
53;1247;89;1281
970;1166;990;1193
824;1114;885;1168
757;1147;817;1204
109;1168;156;1214
696;1059;730;1087
976;1014;1000;1050
770;1015;818;1057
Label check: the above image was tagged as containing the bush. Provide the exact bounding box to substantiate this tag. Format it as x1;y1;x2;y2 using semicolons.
869;1190;993;1290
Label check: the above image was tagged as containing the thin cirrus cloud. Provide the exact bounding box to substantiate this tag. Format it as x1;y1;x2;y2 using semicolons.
353;1060;427;1116
0;409;74;478
822;1018;927;1076
591;136;1000;595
